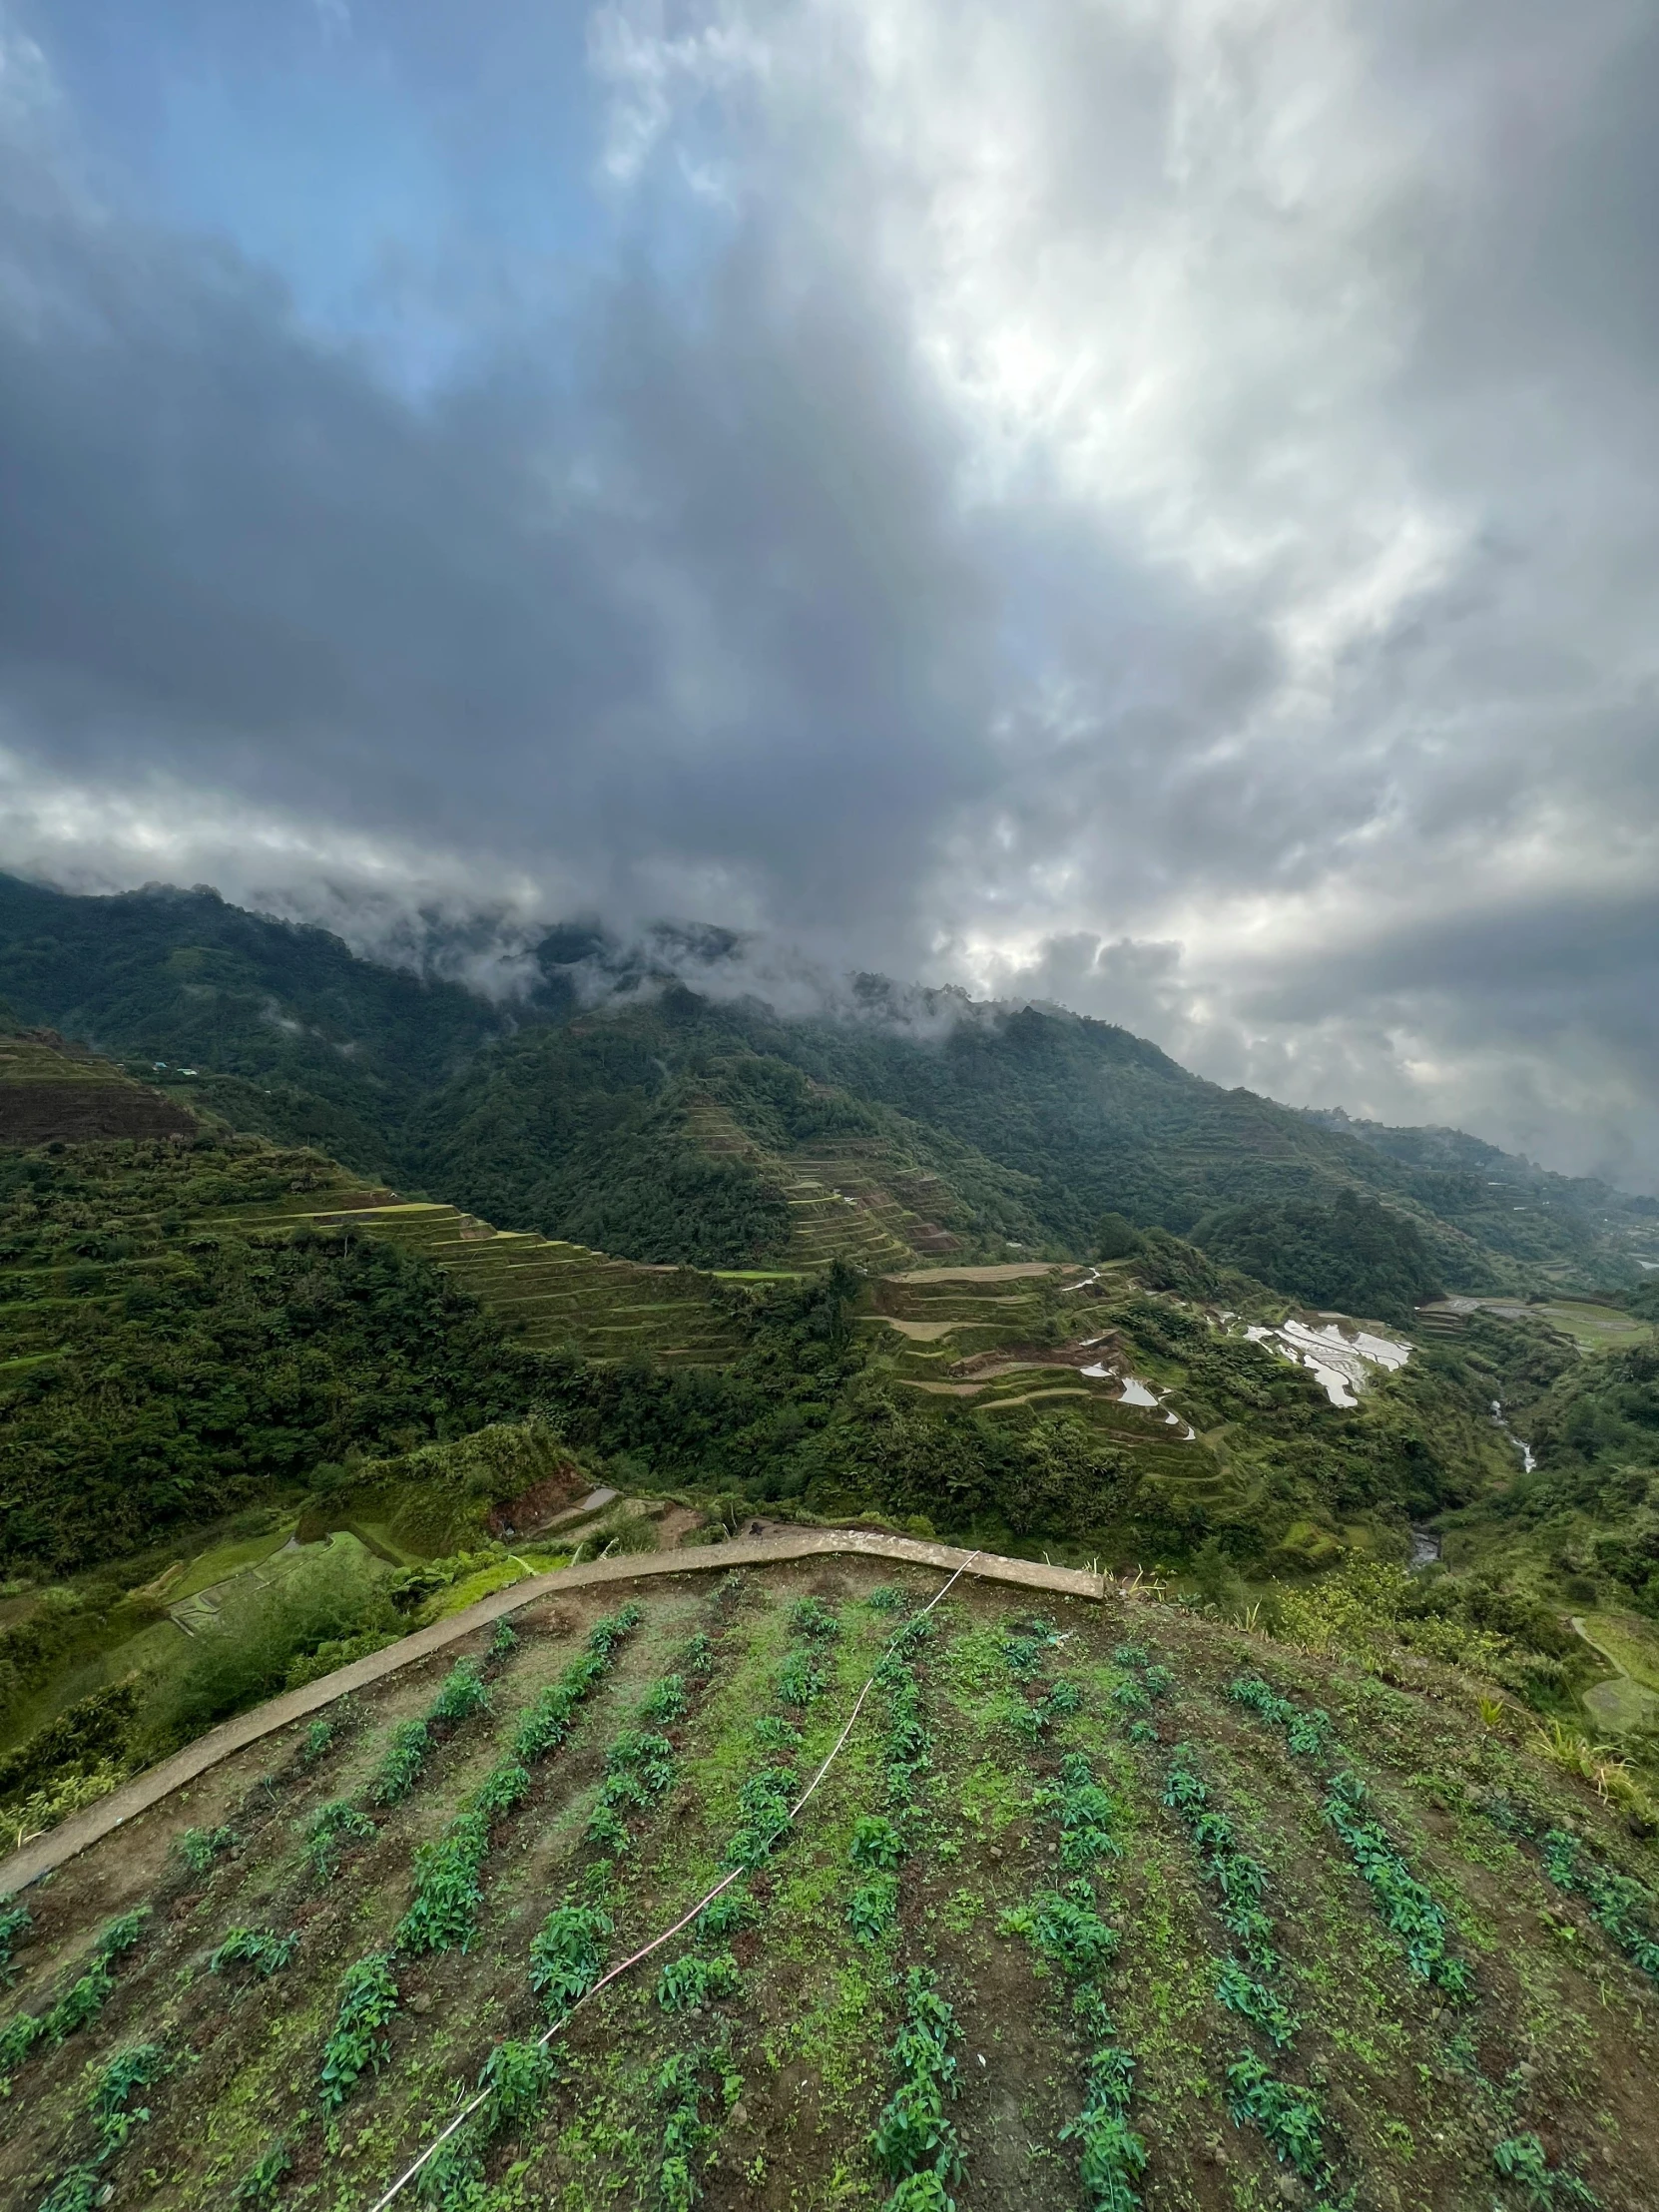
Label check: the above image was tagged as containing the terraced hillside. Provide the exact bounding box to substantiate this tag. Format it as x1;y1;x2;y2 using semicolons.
2;1554;1655;2212
202;1181;744;1367
0;1029;196;1146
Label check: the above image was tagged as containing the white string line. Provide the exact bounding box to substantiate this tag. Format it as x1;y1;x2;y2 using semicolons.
362;1551;982;2212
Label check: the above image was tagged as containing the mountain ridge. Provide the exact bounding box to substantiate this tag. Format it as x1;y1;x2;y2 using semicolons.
0;871;1650;1308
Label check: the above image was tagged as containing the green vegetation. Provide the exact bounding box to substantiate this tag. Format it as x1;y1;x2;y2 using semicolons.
2;1568;1658;2209
1189;1188;1443;1324
870;1969;962;2207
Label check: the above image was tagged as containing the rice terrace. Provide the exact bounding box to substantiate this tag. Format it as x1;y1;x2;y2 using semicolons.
3;1538;1657;2212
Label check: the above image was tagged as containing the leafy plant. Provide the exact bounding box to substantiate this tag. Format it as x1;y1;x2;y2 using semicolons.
91;2040;166;2152
528;1902;613;2017
871;1970;962;2195
319;1951;400;2109
1225;2055;1325;2179
0;1895;30;1980
1061;2039;1149;2212
1000;1883;1118;1975
488;1618;519;1661
45;1908;150;2042
370;1718;431;1807
0;2006;44;2087
655;2050;717;2212
302;1798;376;1881
696;1888;757;1939
299;1716;338;1766
657;1951;741;2014
848;1877;900;1945
397;1811;491;1954
642;1674;689;1724
478;2036;556;2130
851;1816;906;1873
35;2166;102;2212
210;1927;298;1979
427;1659;490;1728
1322;1772;1470;1997
233;2139;293;2203
175;1824;239;1876
1215;1961;1299;2049
1492;2133;1600;2208
1537;1829;1659;1983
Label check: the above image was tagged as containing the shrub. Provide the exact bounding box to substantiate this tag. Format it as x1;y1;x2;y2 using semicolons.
155;1541;398;1742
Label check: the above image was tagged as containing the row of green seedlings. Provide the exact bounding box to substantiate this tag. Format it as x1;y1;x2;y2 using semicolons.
0;1909;150;2097
312;1607;644;2128
848;1589;938;1950
869;1968;964;2212
30;1926;299;2212
6;1686;363;2198
1481;1793;1659;1985
997;1627;1147;2212
1;1724;345;2183
1226;1672;1604;2208
1116;1643;1355;2203
411;1627;723;2211
1227;1675;1470;1996
22;1700;387;2205
518;1596;849;2212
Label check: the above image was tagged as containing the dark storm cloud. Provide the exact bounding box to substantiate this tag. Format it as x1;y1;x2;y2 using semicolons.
3;0;1659;1184
0;55;997;946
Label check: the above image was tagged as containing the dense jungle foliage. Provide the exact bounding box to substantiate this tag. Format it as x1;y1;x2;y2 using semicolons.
1188;1189;1444;1324
0;1139;549;1574
1450;1310;1659;1616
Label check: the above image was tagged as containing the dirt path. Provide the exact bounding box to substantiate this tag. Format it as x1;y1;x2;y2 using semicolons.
0;1530;1103;1896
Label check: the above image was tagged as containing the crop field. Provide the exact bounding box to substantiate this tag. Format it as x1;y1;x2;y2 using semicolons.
4;1559;1656;2212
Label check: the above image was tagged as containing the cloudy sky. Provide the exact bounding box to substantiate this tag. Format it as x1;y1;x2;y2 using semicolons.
2;2;1657;1186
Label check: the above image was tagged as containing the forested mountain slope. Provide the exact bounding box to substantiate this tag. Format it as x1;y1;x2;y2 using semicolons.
0;872;1650;1310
